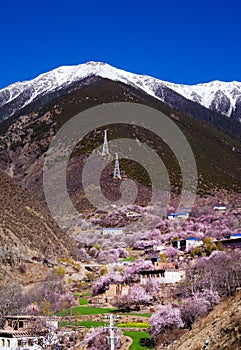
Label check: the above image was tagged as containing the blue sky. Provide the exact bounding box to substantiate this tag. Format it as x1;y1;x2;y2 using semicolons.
1;0;241;89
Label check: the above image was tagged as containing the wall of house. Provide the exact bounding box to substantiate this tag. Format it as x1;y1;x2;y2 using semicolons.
186;240;203;251
105;284;129;298
140;270;185;285
0;336;43;349
164;270;185;283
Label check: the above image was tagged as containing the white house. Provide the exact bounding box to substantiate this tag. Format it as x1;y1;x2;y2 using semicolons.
230;233;241;239
153;244;165;252
139;269;185;285
125;211;141;218
167;212;189;220
103;228;123;235
173;237;203;251
186;237;203;251
213;206;227;211
0;316;58;350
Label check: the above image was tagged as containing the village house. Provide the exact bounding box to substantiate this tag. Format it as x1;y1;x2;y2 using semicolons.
0;316;58;350
92;284;130;305
154;261;176;270
139;268;185;285
213;205;227;211
185;237;203;251
125;211;142;218
102;228;123;235
153;244;165;252
172;237;203;251
216;233;241;249
144;243;165;261
167;212;189;220
230;233;241;239
92;261;186;306
0;315;84;350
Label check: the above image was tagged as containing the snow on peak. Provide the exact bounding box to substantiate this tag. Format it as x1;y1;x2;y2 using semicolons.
0;61;163;111
161;79;241;116
0;61;241;118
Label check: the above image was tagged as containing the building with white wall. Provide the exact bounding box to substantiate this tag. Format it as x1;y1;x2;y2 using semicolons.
173;237;203;251
139;269;185;285
103;228;123;235
0;316;58;350
167;212;189;220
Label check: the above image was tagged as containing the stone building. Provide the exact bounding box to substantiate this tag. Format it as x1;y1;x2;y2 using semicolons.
92;284;130;305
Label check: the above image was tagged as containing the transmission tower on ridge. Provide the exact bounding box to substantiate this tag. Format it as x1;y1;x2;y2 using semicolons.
113;153;121;179
102;129;110;156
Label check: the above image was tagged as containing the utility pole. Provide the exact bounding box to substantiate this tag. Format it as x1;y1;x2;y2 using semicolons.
109;314;115;350
104;314;119;350
102;129;110;156
113;153;121;179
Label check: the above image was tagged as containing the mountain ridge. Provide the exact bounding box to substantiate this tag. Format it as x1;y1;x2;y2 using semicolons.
1;61;241;122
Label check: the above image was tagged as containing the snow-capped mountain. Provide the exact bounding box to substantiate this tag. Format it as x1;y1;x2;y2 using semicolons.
0;62;162;119
0;61;159;108
1;62;241;197
162;80;241;118
0;61;241;122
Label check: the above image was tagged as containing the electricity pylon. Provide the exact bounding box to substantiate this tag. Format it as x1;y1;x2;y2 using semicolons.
113;153;121;179
102;129;110;156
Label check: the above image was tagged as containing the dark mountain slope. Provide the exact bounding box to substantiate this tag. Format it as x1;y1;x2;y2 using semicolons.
154;84;241;143
0;78;240;212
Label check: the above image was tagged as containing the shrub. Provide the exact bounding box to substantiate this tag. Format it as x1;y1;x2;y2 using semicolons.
55;266;66;276
74;263;81;272
18;264;26;274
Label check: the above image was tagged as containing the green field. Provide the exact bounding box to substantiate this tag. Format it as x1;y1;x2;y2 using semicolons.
60;320;150;329
119;313;152;317
57;305;116;316
123;331;153;350
59;320;108;328
79;298;88;305
118;322;150;328
121;257;136;261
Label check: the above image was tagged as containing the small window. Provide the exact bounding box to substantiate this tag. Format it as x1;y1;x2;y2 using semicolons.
18;339;23;346
28;339;34;346
1;339;5;347
7;339;10;347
